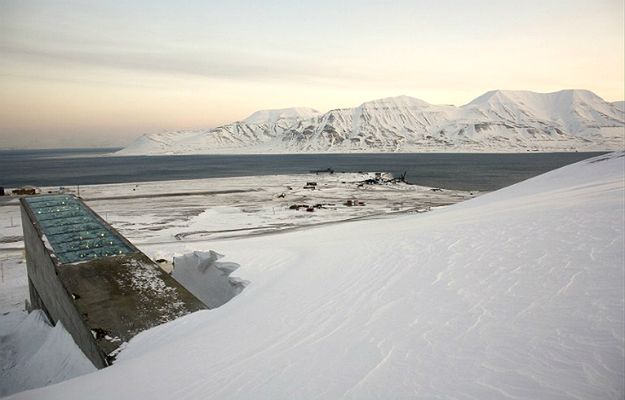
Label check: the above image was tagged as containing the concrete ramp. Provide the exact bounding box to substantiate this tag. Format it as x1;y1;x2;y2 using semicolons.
20;195;207;368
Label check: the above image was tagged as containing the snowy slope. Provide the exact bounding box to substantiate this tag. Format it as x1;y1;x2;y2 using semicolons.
243;107;320;124
18;152;625;399
117;90;625;155
118;107;322;155
0;311;95;397
462;90;625;150
613;101;625;111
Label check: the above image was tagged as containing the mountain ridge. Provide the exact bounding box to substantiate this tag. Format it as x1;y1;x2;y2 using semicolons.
117;89;625;155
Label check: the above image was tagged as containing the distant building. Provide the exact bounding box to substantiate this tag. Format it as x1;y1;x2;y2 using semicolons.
12;186;40;195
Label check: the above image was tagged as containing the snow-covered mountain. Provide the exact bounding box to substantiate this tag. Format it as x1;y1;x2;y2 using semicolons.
117;90;625;155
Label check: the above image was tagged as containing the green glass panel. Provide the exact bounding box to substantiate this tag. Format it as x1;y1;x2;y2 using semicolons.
25;195;133;264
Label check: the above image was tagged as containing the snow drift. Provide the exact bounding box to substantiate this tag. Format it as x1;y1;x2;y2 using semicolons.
172;251;246;308
117;90;625;155
13;152;625;399
0;311;95;397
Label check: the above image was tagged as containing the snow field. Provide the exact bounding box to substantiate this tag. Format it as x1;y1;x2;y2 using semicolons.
0;311;95;397
11;152;623;399
0;171;475;396
0;172;475;250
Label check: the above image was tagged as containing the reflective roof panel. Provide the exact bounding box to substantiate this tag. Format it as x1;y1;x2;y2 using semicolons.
25;195;134;264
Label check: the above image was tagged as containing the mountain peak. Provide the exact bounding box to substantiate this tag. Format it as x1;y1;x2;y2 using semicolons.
359;95;433;109
466;89;604;108
466;89;533;106
243;107;321;124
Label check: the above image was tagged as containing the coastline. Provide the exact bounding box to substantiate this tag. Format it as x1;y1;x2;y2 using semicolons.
0;151;606;189
0;172;479;251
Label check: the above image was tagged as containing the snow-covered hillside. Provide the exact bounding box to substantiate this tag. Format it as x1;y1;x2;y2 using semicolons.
0;311;95;397
19;152;624;399
117;90;625;155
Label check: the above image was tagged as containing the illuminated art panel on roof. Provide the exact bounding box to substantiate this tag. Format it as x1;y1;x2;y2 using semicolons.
25;195;133;264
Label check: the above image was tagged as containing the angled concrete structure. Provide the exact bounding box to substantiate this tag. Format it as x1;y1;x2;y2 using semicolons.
21;194;207;368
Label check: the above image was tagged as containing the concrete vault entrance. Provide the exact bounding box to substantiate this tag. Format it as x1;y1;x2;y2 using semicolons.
20;194;207;368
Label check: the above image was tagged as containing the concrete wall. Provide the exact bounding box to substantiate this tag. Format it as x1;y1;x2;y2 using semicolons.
21;205;108;369
21;195;208;368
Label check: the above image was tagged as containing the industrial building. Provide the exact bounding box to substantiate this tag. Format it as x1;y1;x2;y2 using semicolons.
20;194;207;368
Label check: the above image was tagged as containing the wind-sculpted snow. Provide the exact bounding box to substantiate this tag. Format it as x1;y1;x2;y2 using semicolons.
117;90;625;155
172;251;246;309
0;311;95;397
19;152;624;399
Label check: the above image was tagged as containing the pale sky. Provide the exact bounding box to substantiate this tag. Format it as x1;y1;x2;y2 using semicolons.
0;0;623;148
